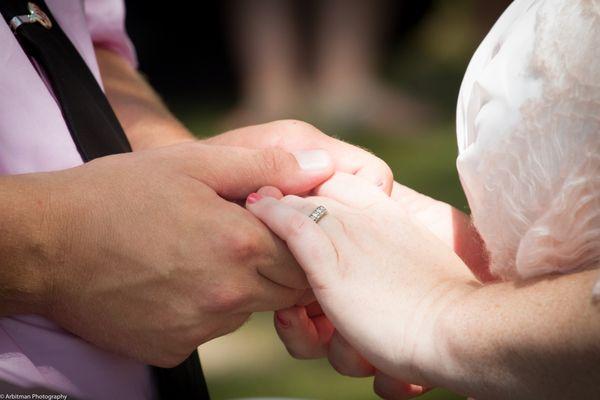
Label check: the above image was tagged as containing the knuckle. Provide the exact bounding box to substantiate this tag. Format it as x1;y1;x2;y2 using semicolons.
287;213;311;238
329;357;366;377
210;284;251;313
329;357;352;376
227;228;264;261
152;351;188;369
264;119;325;149
227;313;251;332
286;345;317;360
271;119;319;136
198;314;251;342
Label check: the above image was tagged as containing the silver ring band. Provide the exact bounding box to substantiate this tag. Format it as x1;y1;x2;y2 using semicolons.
308;205;328;223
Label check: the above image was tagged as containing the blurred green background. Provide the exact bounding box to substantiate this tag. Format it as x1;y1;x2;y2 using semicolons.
125;1;512;398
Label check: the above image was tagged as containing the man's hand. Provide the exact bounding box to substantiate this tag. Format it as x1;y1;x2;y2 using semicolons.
204;120;394;194
98;48;393;192
0;142;333;367
246;174;481;395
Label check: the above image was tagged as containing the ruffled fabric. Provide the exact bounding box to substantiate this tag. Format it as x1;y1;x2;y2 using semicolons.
456;0;600;287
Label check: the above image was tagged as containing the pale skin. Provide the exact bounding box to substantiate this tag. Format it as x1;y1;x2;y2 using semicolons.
246;173;600;400
250;180;491;398
0;47;393;367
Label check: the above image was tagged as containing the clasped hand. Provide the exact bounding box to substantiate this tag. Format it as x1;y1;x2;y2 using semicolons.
246;173;483;399
24;120;392;368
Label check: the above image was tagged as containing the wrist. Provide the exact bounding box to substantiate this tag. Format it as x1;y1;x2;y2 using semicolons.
0;173;62;317
410;278;480;388
126;118;196;151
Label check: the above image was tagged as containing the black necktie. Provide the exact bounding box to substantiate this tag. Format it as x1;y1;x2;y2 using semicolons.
0;1;210;398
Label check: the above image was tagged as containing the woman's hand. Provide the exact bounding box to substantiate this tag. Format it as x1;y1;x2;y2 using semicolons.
257;180;491;398
255;185;428;399
246;173;480;388
390;182;493;282
274;302;429;400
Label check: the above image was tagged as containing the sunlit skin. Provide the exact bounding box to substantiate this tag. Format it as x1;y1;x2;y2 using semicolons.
251;180;492;398
0;47;394;369
247;173;600;400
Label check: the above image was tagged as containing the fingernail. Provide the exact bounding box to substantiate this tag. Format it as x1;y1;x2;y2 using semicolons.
246;193;263;204
293;150;331;171
276;313;290;328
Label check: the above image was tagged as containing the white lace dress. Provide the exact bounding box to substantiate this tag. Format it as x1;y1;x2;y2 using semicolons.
455;0;600;288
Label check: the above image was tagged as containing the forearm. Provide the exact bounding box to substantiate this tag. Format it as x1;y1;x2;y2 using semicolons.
433;267;600;399
0;174;56;317
95;48;195;150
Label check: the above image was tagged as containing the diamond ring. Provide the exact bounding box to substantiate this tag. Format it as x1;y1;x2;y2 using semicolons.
308;205;328;223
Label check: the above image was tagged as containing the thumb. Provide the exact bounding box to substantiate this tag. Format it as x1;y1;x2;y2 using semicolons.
182;144;334;199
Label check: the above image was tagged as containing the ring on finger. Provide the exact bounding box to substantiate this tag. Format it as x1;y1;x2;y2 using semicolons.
308;205;328;224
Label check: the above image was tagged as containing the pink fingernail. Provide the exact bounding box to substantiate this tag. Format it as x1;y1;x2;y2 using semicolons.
276;313;290;328
246;193;263;204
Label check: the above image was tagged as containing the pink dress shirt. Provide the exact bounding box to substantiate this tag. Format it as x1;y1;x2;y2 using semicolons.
0;1;156;398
